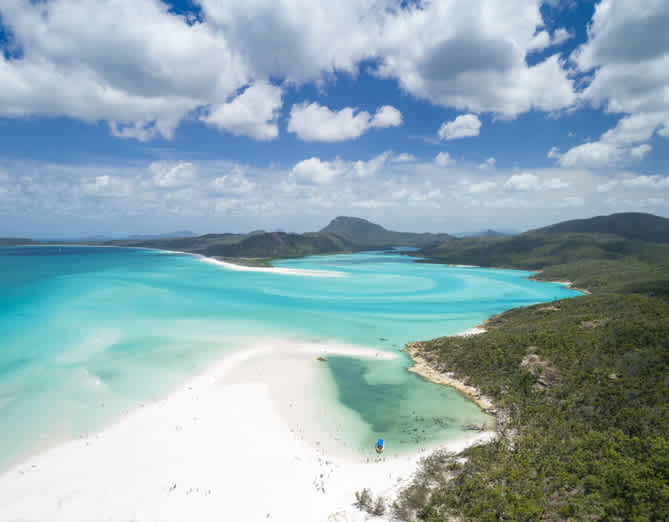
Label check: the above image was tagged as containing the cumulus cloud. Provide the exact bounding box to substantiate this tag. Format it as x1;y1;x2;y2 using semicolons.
0;0;248;141
438;114;482;140
562;0;669;166
287;102;401;142
376;3;575;116
291;157;344;185
0;0;578;142
504;173;569;191
201;83;283;140
211;166;255;195
435;152;456;167
554;112;661;168
557;142;623;168
290;151;392;185
371;106;403;128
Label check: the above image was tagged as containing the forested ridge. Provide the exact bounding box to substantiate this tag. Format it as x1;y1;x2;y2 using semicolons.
394;213;669;521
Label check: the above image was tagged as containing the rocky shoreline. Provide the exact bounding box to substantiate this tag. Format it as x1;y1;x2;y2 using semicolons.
404;341;499;427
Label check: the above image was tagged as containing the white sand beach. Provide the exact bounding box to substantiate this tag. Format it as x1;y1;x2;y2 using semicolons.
0;340;492;522
198;256;346;278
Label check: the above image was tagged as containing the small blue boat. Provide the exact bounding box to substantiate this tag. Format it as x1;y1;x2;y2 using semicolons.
375;438;384;454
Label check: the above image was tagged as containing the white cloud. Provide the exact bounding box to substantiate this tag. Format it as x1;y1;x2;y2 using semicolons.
505;173;569;191
438;114;481;141
0;0;578;143
371;106;402;128
435;152;455;167
149;161;197;188
558;142;623;168
552;28;573;46
291;157;343;185
557;111;665;167
621;175;669;189
479;157;496;169
287;102;402;142
287;152;391;186
0;0;249;141
469;181;497;194
505;173;542;191
201;83;283;140
211;167;255;195
528;28;573;52
350;151;390;179
565;0;669;166
392;153;415;163
2;154;667;237
548;146;560;159
376;3;575;117
484;198;530;209
629;144;652;159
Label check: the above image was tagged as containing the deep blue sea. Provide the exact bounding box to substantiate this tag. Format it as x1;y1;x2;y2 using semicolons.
0;246;581;469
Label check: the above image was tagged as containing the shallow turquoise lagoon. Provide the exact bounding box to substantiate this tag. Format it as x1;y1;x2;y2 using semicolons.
0;246;581;469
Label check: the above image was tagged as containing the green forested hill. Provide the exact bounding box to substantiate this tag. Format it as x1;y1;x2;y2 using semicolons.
419;215;669;295
396;295;669;520
393;213;669;520
532;212;669;243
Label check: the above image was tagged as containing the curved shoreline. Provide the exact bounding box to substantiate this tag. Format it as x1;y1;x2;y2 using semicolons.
0;340;492;521
405;339;497;417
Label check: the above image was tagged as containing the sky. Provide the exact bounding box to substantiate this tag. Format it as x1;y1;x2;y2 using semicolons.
0;0;668;237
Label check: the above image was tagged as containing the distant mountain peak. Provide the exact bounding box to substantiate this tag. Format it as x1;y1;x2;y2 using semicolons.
320;216;452;247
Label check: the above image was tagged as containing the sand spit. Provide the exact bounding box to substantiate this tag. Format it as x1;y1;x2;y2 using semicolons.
199;255;346;278
0;340;490;522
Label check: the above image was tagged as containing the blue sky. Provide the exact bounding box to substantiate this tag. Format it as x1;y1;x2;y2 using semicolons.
0;0;667;237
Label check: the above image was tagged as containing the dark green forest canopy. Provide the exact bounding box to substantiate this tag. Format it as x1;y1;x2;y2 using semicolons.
395;213;669;520
396;295;669;520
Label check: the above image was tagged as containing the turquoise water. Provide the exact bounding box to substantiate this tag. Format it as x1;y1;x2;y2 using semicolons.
0;246;581;469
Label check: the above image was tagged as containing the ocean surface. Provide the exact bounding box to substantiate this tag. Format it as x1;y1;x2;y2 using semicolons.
0;246;581;470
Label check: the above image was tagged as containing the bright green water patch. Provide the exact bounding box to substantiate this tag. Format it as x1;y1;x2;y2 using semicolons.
326;356;490;455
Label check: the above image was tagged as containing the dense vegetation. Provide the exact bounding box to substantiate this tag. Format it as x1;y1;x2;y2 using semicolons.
395;212;669;520
395;296;669;520
535;212;669;243
420;232;669;294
